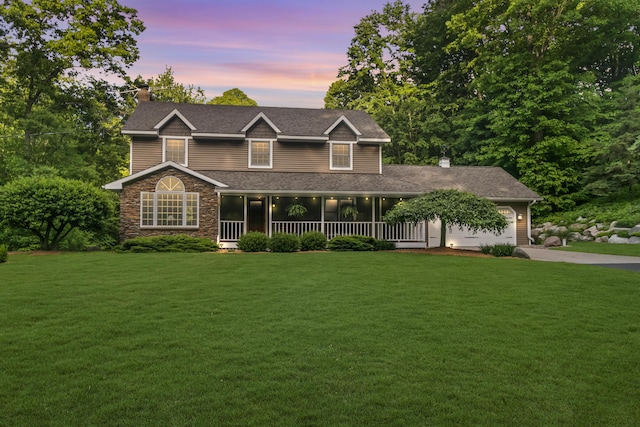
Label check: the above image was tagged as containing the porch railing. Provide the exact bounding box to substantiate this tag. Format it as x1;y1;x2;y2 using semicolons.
220;220;425;243
220;220;244;241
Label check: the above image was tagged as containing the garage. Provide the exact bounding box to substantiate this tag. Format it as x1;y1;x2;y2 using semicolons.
428;207;517;248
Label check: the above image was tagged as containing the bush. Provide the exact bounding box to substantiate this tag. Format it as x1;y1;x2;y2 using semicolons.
374;239;396;251
491;244;515;257
237;232;269;252
300;231;327;251
328;235;376;251
479;243;515;257
615;230;630;238
118;235;219;253
268;233;301;252
0;244;8;263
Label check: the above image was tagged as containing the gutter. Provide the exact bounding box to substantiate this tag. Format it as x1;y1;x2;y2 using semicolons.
527;199;538;244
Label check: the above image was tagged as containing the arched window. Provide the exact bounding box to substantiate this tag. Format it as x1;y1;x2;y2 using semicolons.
141;176;198;227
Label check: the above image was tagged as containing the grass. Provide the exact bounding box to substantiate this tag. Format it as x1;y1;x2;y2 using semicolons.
1;251;639;425
553;241;640;257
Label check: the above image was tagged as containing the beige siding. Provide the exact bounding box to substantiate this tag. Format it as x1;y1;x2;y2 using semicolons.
353;144;380;174
131;139;162;173
330;123;357;141
247;120;277;139
273;142;329;172
160;117;191;136
511;202;531;246
189;140;248;170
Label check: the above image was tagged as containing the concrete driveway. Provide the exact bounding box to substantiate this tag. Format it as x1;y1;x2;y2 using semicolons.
522;247;640;272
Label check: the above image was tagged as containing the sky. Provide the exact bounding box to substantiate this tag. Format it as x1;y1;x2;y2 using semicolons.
122;0;426;108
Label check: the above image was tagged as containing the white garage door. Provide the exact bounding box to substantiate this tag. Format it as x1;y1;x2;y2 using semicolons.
428;207;517;248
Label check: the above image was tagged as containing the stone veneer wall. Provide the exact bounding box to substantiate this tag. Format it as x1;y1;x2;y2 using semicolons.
118;167;218;242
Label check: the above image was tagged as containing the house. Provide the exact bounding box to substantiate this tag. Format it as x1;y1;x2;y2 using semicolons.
105;90;541;248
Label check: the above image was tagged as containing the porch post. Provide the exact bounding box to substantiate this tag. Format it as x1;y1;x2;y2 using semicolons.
371;197;377;239
268;196;273;237
321;196;325;236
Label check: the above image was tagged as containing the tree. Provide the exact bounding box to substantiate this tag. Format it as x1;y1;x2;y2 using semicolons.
208;88;258;106
383;189;508;247
134;66;206;104
0;176;114;250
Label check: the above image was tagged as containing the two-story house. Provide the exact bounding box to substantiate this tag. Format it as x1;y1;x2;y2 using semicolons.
105;90;541;248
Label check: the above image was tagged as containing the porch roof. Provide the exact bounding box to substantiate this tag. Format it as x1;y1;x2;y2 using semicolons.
199;165;541;201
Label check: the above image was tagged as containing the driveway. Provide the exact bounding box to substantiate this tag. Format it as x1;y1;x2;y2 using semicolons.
522;247;640;272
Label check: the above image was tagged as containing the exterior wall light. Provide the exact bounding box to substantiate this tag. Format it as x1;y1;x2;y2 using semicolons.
517;213;523;221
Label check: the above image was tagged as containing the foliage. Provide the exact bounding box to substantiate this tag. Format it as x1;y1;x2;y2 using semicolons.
237;232;269;252
286;203;308;218
131;66;206;104
340;205;360;220
0;244;7;263
300;231;328;251
0;0;144;185
384;189;508;247
0;176;115;250
328;235;377;251
374;239;396;251
491;244;516;258
208;88;258;106
117;235;219;253
268;233;301;253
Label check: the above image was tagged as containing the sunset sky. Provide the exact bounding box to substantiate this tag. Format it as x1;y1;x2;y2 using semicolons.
123;0;426;108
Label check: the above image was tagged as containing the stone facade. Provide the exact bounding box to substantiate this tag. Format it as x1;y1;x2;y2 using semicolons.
118;167;218;242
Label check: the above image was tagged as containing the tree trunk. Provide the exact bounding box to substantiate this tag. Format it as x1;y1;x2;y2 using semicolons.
440;220;447;248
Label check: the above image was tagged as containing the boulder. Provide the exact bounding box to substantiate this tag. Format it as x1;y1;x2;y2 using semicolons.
609;235;630;244
595;236;609;243
511;247;531;259
570;223;588;231
629;236;640;244
544;236;562;247
584;226;600;238
630;226;640;234
531;228;544;240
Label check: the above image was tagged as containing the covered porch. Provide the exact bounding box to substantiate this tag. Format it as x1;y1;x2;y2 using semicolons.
217;194;426;248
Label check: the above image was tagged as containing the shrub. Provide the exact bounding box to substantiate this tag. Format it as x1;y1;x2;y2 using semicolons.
491;244;515;257
119;235;219;253
374;239;396;251
268;233;301;253
328;235;376;251
300;231;327;251
237;232;269;252
0;244;8;263
615;230;630;238
480;244;493;255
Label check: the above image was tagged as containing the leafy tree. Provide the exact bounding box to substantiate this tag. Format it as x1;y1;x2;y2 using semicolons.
208;88;258;106
133;66;206;104
0;176;114;250
383;189;508;247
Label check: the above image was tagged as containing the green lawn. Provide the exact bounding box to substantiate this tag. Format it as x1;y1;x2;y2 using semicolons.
553;241;640;257
1;252;639;426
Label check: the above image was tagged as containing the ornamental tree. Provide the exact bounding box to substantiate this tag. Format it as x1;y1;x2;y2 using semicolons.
383;189;508;247
0;176;114;250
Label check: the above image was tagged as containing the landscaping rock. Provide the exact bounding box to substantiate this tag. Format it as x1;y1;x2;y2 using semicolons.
595;236;609;243
629;236;640;244
630;226;640;234
544;236;562;247
584;226;600;238
609;235;630;244
511;247;530;259
570;223;588;231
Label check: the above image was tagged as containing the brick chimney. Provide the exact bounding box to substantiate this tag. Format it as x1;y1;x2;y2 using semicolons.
135;85;151;102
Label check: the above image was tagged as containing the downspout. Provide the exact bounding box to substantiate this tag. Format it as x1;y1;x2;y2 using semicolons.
527;200;537;244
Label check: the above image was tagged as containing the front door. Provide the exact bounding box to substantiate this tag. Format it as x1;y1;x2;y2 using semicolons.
248;198;266;233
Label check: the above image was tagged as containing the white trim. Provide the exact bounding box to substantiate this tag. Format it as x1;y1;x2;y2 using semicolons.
122;130;159;136
329;141;354;171
278;135;329;142
191;132;245;140
103;161;228;190
248;139;274;169
242;112;281;134
358;137;391;144
153;109;197;131
324;115;362;136
162;136;189;167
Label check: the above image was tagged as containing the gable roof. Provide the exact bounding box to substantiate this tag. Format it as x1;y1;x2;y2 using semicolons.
103;161;228;190
122;102;390;144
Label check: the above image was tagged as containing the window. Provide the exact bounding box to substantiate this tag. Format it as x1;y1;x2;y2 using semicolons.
330;142;352;170
164;138;187;165
141;176;198;228
249;139;272;168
